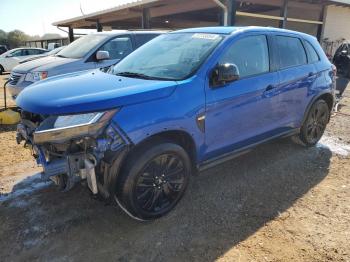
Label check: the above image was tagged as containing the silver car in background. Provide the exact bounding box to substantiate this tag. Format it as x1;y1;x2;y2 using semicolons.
7;31;163;99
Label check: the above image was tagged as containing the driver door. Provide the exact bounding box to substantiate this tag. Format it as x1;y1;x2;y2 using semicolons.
204;34;282;160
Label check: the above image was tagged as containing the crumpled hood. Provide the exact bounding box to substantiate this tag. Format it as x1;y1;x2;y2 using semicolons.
12;56;78;73
16;70;177;115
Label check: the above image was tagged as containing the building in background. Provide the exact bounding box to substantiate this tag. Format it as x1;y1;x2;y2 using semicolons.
52;0;350;56
24;36;69;49
322;4;350;56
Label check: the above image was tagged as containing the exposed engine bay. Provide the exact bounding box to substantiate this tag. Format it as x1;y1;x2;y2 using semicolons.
16;109;129;198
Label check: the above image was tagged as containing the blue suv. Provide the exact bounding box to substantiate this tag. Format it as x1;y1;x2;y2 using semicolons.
16;27;335;220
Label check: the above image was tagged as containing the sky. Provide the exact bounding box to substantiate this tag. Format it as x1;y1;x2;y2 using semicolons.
0;0;134;36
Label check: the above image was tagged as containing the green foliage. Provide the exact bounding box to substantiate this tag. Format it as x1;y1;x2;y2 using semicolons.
7;30;29;48
0;29;7;46
0;29;64;49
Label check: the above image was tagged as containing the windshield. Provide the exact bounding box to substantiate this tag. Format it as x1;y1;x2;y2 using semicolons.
57;34;108;59
111;33;223;80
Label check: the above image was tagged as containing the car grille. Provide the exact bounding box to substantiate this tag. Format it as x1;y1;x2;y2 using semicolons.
8;72;24;85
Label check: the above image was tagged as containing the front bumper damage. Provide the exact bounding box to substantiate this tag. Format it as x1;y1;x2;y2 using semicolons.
16;113;130;199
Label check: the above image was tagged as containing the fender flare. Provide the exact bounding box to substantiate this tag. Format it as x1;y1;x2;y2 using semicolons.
301;91;334;125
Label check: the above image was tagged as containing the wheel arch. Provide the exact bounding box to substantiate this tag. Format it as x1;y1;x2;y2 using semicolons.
126;130;198;171
108;129;198;198
302;92;334;124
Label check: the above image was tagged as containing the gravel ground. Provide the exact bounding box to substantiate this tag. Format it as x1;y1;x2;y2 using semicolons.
0;74;349;262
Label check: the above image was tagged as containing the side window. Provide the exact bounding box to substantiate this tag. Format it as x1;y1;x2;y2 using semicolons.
27;49;41;55
304;41;320;63
219;35;270;78
10;50;23;57
99;36;133;60
22;50;30;56
37;49;47;54
134;34;159;48
276;36;307;69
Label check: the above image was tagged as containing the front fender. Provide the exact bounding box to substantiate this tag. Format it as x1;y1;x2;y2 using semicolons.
113;77;206;162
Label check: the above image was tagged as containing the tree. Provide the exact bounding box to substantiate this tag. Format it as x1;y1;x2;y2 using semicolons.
0;30;7;46
7;30;29;48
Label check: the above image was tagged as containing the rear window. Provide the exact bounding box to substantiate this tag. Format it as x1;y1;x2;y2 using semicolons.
276;36;307;69
304;41;320;63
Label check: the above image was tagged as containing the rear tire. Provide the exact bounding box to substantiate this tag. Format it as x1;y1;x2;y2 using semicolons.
293;99;330;147
116;142;191;220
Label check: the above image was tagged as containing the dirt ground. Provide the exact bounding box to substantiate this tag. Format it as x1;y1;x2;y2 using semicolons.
0;74;350;262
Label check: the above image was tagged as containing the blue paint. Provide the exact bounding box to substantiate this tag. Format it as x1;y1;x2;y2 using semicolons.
16;27;335;165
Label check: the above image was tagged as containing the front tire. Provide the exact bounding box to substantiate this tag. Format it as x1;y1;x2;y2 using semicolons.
295;99;330;146
116;142;191;220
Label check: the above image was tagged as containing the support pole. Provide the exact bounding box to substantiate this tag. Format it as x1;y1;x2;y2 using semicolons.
317;5;326;41
68;27;74;43
279;0;288;28
3;81;7;110
142;8;150;29
226;0;237;26
96;21;103;32
213;0;236;26
213;0;228;26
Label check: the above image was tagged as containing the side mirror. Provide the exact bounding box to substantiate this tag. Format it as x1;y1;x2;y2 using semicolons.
96;50;110;61
6;54;13;58
211;63;240;87
341;50;348;55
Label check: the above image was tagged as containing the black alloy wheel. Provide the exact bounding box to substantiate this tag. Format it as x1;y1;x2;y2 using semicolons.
135;153;186;214
300;99;330;146
116;142;191;220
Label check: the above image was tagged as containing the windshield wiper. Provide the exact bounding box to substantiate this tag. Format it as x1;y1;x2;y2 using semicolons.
115;71;161;80
56;54;67;58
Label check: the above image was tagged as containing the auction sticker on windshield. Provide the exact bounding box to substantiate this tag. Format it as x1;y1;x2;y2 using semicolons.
192;33;220;40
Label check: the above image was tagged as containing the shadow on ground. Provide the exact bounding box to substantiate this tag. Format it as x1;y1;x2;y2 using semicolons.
0;138;332;262
0;124;16;133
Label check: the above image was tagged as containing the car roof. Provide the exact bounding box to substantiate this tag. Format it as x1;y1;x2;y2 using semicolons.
13;47;47;50
88;30;166;37
173;26;314;39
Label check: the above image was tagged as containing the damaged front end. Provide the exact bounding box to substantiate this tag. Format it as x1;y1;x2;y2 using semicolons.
16;109;130;198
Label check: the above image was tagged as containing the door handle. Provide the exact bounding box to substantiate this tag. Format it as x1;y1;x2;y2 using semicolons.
265;85;276;92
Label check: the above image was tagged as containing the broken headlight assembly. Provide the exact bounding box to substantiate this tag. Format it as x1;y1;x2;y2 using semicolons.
33;109;118;144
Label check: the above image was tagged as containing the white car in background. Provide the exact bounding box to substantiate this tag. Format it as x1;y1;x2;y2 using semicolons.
0;48;48;74
19;46;66;64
